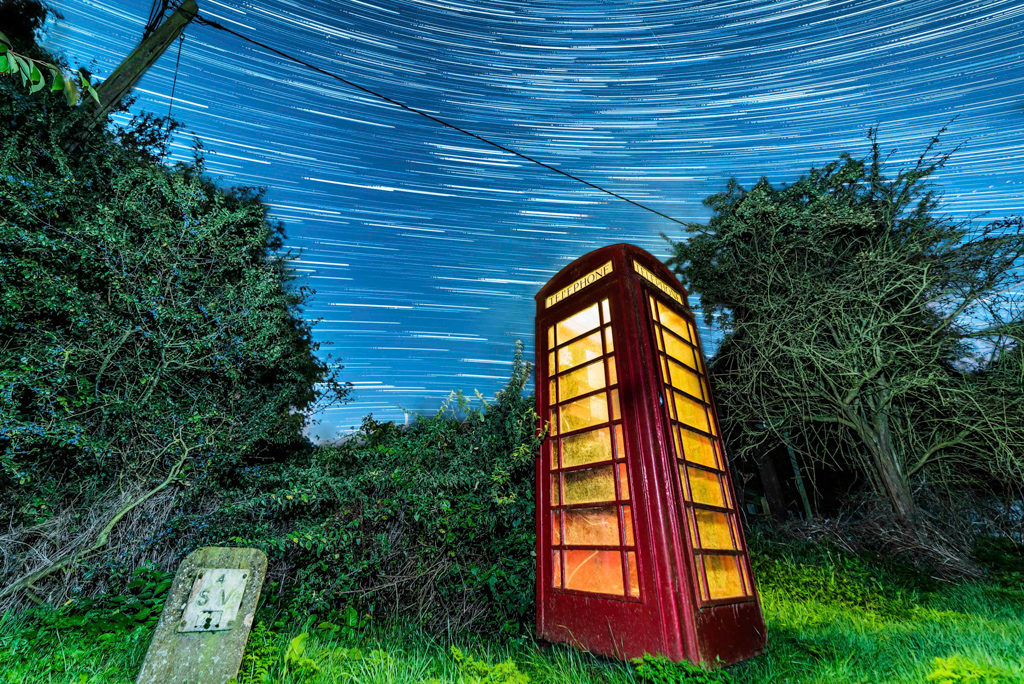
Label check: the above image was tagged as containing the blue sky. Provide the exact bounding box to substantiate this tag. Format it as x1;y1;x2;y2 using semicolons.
44;0;1024;439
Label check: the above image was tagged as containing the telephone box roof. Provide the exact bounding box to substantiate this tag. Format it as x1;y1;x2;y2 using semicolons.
535;243;688;304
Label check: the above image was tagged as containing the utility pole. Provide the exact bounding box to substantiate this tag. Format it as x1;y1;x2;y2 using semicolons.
91;0;198;123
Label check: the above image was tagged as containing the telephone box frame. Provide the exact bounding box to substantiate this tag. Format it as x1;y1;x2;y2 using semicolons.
534;243;766;665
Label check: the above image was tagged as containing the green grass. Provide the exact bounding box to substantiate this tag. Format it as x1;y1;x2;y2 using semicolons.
3;538;1022;683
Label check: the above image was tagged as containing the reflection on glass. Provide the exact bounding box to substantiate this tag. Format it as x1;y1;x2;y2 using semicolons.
559;394;609;433
703;554;744;600
673;392;710;433
562;427;613;468
564;506;620;546
557;330;603;371
564;465;616;505
559;360;606;402
678;428;718;468
556;303;600;344
627;551;639;597
663;331;698;368
565;549;624;594
684;465;726;508
622;506;635;545
694;509;736;550
668;359;703;399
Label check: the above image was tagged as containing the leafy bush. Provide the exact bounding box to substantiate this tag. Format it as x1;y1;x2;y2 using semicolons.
0;1;348;606
188;344;541;635
632;654;731;684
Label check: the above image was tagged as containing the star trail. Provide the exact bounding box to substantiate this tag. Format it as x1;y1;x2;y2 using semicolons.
43;0;1024;439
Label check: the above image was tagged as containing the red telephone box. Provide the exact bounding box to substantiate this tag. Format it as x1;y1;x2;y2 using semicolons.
534;243;765;665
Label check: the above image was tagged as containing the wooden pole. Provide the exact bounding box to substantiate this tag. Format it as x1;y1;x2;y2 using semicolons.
92;0;198;123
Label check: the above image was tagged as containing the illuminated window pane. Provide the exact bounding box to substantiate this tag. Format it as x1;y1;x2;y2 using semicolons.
548;380;556;405
559;394;609;433
679;428;717;468
688;321;700;346
551;475;561;505
547;326;555;348
668;359;703;399
610;389;621;421
694;509;736;550
617;462;630;500
562;427;613;468
557;330;603;371
695;556;709;601
683;465;727;508
564;465;616;504
552;512;562;545
613;424;624;459
547;351;555;377
607;356;618;386
622;505;635;546
556;303;600;344
663;331;698;368
553;551;562;587
563;506;620;546
604;326;614;353
601;298;611;321
559;360;606;402
564;550;624;595
703;554;745;600
550;444;558;469
673;392;711;433
627;551;639;597
657;303;691;342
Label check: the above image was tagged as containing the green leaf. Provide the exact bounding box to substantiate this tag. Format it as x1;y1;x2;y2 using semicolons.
0;29;10;45
65;77;78;106
49;68;64;92
0;54;8;72
29;64;44;93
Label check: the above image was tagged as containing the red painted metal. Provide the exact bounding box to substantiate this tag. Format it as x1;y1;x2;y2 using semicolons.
534;244;766;665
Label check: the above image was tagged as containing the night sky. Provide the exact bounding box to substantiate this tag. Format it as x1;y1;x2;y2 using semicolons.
44;0;1024;439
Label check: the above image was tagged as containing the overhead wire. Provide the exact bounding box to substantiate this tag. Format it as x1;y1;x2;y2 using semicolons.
176;9;689;228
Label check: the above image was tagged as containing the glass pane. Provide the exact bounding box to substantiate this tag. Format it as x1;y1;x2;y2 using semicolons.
617;462;630;500
694;509;736;550
564;465;616;505
558;360;606;402
704;554;745;600
548;351;555;377
607;356;618;386
548;380;556;405
668;359;703;399
688;321;700;346
547;326;555;348
610;389;621;421
562;427;613;468
684;465;727;507
601;298;611;321
613;424;624;459
551;474;561;505
550;443;558;469
604;326;614;353
673;392;711;433
663;331;697;368
556;303;600;344
564;550;624;595
627;551;639;597
563;506;620;546
679;427;717;468
553;551;562;587
657;303;691;342
557;330;603;371
552;512;562;545
622;505;635;546
559;394;610;433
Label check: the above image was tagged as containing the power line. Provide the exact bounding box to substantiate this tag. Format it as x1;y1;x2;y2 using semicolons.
188;12;689;228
